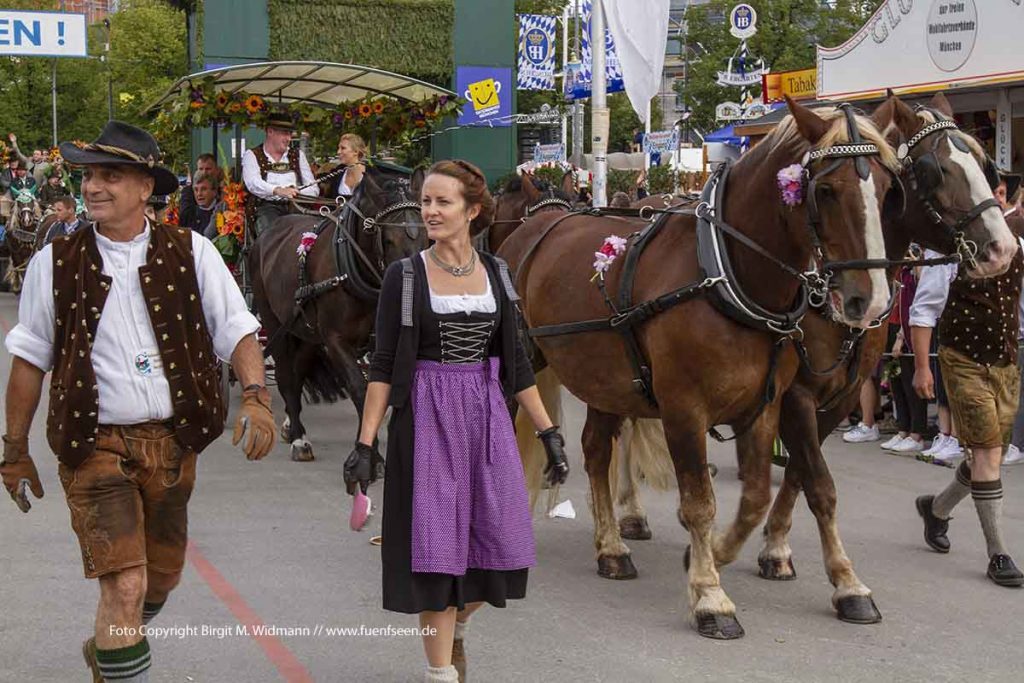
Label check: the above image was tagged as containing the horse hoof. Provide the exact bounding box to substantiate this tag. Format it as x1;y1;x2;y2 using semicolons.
836;595;882;624
684;545;691;572
757;555;797;580
619;516;652;540
290;443;315;462
708;463;718;478
597;554;638;580
695;612;745;640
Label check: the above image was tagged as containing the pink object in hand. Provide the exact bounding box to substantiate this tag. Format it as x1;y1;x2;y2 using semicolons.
350;489;371;531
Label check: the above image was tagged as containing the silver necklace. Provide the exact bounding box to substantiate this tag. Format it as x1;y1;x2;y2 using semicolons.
429;246;477;277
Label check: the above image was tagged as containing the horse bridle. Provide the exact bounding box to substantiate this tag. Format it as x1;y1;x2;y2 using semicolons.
491;191;575;227
897;112;1000;271
342;190;422;273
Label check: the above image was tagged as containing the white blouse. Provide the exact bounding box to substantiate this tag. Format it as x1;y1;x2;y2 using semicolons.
421;251;497;314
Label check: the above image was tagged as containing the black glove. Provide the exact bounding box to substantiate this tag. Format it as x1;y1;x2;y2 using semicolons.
537;426;569;486
343;442;377;495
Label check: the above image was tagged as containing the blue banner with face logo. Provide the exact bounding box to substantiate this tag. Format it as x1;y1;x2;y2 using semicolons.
457;66;513;127
517;14;557;91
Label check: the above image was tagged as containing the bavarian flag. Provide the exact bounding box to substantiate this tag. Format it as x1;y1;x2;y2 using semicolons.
517;14;557;91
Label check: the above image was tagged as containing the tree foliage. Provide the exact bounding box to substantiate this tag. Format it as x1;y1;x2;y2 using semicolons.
679;0;883;135
0;0;187;160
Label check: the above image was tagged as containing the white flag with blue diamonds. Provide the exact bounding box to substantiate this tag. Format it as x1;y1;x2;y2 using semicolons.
517;14;557;91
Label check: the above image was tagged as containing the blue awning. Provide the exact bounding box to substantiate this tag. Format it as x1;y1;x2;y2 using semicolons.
704;124;746;147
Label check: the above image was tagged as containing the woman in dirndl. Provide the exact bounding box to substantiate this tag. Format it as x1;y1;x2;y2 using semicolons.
345;159;569;683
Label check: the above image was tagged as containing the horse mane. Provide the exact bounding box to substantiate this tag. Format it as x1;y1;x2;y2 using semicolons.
763;106;900;172
502;174;573;203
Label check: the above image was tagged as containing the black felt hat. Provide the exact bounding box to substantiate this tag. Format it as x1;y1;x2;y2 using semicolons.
59;120;178;195
265;111;296;131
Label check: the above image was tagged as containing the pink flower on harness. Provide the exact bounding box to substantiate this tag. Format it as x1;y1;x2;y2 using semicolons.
777;163;805;207
593;235;628;277
296;231;318;256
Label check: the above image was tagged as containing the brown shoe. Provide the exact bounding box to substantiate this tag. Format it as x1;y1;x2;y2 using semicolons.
82;637;103;683
451;637;466;682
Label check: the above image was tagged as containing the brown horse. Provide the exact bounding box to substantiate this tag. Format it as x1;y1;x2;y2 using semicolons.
482;171;576;255
753;93;1016;609
604;93;1017;626
499;99;900;639
250;168;427;461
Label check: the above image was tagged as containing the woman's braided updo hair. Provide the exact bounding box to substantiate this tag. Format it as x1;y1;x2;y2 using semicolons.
425;159;495;236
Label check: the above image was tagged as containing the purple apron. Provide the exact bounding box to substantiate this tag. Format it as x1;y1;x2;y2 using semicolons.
410;358;536;575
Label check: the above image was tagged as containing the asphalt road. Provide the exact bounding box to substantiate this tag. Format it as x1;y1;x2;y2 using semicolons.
0;292;1021;683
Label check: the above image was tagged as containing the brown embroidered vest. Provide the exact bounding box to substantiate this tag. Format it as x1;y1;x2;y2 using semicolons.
938;246;1024;367
251;145;301;184
47;223;226;468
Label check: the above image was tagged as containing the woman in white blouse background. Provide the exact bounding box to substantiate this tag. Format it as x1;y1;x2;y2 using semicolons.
336;133;367;197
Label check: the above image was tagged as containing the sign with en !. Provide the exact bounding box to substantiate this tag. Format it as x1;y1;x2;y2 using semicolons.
0;11;88;58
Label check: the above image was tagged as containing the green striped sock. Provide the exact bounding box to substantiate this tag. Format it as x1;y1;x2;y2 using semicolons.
141;601;164;625
95;637;151;682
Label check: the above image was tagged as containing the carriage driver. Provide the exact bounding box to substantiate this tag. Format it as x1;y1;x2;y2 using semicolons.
241;112;319;236
0;120;277;682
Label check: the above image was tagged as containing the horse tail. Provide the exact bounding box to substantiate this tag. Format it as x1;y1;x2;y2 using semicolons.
517;366;563;515
623;418;675;492
300;345;348;403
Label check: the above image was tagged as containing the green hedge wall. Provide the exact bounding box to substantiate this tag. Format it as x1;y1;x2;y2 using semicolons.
268;0;454;86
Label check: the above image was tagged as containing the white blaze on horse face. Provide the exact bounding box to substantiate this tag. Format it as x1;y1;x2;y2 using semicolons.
856;176;890;324
947;139;1016;276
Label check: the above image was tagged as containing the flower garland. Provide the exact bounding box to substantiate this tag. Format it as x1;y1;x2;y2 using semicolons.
154;76;463;150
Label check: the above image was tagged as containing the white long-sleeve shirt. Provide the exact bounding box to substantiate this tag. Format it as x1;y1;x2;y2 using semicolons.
908;248;958;329
241;144;318;202
5;221;260;425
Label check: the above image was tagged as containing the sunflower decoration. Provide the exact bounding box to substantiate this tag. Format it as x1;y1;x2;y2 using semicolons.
244;94;265;115
344;109;354;121
225;101;242;114
372;100;385;115
358;103;373;119
215;92;229;109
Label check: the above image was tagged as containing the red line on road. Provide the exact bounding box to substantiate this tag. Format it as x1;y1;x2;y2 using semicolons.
187;540;314;683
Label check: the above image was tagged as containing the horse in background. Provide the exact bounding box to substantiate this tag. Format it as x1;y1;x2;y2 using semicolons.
250;168;427;461
3;198;42;293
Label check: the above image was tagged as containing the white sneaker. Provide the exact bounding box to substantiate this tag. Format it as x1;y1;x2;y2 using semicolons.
1004;444;1024;467
922;434;949;456
843;423;880;443
880;434;907;450
891;436;925;454
933;437;964;466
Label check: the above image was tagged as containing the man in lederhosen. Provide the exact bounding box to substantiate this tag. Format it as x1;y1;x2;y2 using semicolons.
240;112;318;237
1;121;277;681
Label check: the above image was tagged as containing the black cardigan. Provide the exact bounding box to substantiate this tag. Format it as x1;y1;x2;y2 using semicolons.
369;251;536;407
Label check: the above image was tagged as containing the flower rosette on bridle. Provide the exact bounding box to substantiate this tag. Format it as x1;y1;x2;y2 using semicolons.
592;235;628;281
296;232;318;257
776;163;805;207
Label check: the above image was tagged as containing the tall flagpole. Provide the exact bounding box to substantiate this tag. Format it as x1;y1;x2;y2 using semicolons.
591;0;608;207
